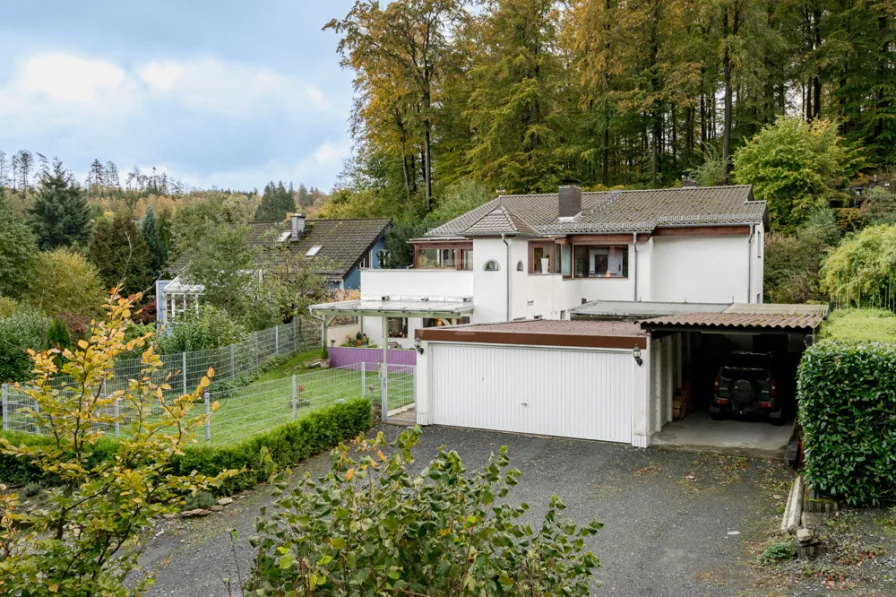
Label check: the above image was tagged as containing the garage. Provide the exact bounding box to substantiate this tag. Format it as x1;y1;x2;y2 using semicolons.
415;321;650;446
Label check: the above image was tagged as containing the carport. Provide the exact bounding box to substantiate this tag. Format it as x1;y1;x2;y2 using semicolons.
637;304;829;458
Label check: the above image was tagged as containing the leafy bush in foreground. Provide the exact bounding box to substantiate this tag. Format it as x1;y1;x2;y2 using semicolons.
798;340;896;505
248;428;602;596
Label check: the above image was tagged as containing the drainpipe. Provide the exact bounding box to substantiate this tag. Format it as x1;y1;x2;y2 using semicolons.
746;224;756;303
632;233;639;301
502;233;511;321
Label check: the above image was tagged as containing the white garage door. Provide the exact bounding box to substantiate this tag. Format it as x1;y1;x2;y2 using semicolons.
430;343;633;443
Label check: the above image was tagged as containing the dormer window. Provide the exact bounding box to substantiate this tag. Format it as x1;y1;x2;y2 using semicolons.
306;245;322;257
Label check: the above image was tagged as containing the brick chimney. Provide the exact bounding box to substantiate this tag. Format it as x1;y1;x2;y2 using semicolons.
558;183;582;219
291;213;305;240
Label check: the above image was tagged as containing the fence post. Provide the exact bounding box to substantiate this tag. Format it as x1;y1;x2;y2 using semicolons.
114;397;120;437
2;384;8;431
294;318;299;353
182;352;188;394
230;344;235;380
361;363;366;398
291;375;297;421
204;391;211;443
275;325;280;355
380;363;388;420
254;333;260;368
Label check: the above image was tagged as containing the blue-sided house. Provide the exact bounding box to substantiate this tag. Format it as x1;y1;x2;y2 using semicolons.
157;214;391;327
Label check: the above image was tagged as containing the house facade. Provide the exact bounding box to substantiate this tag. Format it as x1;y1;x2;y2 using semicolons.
157;215;391;327
360;184;766;347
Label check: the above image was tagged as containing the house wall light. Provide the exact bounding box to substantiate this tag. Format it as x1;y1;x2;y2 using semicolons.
414;337;425;355
632;346;643;367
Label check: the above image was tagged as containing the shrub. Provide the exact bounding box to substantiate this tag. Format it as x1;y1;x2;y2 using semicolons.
0;309;49;382
798;340;896;505
247;428;602;596
759;540;796;566
0;297;16;318
819;309;896;343
0;398;373;496
23;248;105;319
170;397;372;495
157;304;249;354
0;290;236;595
45;318;71;350
821;224;896;308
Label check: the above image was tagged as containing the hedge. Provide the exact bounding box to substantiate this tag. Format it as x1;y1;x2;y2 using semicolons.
798;340;896;506
0;398;373;495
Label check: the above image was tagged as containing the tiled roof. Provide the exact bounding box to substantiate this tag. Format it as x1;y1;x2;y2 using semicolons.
639;303;829;331
167;218;391;279
463;205;539;236
424;185;765;238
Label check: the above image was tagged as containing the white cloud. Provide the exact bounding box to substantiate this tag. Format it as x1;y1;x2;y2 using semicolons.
137;56;332;116
0;50;349;190
17;53;127;103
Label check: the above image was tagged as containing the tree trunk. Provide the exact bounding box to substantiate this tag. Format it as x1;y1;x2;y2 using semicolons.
721;2;738;184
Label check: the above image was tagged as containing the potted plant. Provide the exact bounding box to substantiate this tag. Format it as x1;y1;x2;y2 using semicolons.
320;346;330;369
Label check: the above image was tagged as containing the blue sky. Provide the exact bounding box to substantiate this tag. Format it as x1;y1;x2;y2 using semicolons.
0;0;357;192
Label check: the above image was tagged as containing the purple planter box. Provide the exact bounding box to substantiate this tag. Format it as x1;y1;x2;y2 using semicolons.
329;346;416;369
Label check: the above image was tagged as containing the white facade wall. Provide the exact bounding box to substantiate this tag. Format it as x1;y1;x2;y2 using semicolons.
650;234;762;304
360;269;473;299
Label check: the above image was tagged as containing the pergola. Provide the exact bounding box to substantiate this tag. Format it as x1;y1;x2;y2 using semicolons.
308;297;475;397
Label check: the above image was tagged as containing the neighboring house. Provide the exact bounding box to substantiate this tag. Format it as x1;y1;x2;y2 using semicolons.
157;214;390;326
356;183;766;347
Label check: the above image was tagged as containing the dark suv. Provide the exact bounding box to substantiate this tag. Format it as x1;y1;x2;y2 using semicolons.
711;351;783;423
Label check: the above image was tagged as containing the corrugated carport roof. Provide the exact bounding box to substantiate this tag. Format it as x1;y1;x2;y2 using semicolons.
639;303;829;332
417;319;647;349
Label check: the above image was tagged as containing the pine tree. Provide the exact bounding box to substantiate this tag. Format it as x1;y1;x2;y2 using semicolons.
253;181;296;221
0;192;37;298
87;213;153;295
142;206;169;277
27;159;92;250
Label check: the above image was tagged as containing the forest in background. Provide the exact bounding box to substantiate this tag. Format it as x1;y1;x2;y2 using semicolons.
321;0;894;221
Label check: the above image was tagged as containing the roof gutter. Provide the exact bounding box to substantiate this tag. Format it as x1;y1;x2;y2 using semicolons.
747;224;756;303
502;233;511;321
632;232;639;301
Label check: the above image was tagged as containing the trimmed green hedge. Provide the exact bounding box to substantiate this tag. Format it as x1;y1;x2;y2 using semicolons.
798;340;896;506
170;397;373;494
0;398;373;494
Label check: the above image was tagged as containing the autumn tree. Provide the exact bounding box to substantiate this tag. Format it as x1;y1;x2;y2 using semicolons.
0;290;235;595
326;0;467;210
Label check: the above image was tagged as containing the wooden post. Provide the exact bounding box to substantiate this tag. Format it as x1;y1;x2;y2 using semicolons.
381;316;388;416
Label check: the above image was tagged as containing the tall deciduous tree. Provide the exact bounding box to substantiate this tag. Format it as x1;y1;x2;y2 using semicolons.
465;0;567;192
24;248;105;319
27;159;92;250
326;0;466;210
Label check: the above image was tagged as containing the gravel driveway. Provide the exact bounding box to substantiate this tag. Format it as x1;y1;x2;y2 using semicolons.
135;425;793;596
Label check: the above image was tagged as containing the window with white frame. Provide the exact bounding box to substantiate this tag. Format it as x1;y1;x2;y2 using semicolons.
573;246;628;278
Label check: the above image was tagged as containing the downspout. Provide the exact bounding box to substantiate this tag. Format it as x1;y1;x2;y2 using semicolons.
502;233;511;321
746;224;756;303
632;233;639;301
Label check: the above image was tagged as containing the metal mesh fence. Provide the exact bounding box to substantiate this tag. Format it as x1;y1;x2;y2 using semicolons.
2;363;416;446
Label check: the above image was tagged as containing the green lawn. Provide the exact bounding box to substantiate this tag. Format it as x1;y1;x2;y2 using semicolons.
819;308;896;343
206;366;414;445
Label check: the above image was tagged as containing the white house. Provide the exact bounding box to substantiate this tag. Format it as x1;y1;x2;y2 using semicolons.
309;184;830;452
358;183;767;347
